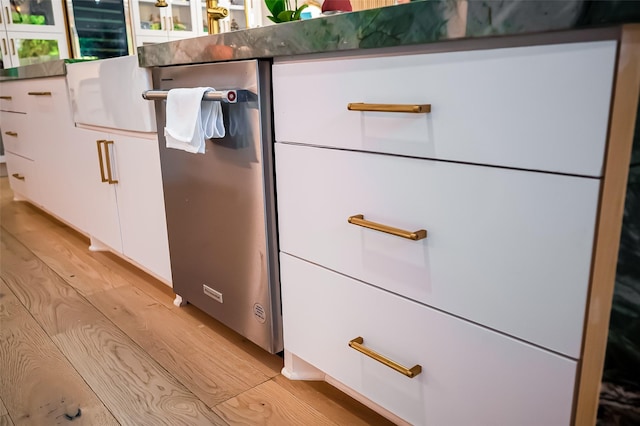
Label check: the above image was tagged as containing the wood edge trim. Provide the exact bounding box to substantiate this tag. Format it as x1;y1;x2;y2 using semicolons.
574;24;640;426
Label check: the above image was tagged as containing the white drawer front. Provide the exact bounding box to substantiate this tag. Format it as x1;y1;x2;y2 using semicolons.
24;77;72;122
273;40;616;176
275;143;599;357
5;152;36;200
0;80;28;113
1;111;32;159
281;254;576;426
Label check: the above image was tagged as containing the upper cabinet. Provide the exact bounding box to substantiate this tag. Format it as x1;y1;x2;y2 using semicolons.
132;0;199;46
0;0;68;68
0;0;66;33
131;0;263;46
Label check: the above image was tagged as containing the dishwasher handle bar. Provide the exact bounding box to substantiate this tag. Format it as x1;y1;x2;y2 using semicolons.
142;89;255;104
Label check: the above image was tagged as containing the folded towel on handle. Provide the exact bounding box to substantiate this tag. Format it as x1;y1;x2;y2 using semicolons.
164;87;226;153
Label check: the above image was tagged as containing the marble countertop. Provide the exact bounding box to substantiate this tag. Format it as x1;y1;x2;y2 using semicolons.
1;0;638;80
137;0;639;68
0;60;67;81
0;59;92;81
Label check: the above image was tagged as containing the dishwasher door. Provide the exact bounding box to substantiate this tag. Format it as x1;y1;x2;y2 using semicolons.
151;60;282;353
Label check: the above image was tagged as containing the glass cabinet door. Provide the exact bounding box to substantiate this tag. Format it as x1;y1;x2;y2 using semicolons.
166;0;197;39
0;0;66;34
227;0;247;31
134;0;168;37
169;0;192;32
132;0;198;42
2;31;68;67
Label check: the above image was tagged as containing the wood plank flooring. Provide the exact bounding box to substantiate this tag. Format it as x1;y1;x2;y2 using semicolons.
0;178;394;425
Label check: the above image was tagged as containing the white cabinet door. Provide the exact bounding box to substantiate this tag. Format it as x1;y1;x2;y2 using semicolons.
275;142;600;358
273;41;616;177
48;128;170;282
5;151;35;200
131;0;170;41
112;133;172;283
166;0;199;40
0;0;66;34
69;127;123;252
281;253;577;426
1;31;68;68
132;0;198;45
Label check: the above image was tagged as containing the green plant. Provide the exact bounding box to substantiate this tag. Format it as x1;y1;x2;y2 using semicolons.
265;0;307;23
18;39;59;58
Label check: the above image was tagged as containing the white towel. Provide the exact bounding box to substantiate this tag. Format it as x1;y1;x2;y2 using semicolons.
164;87;226;154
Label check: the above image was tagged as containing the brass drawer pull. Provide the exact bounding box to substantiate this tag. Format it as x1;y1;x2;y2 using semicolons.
104;140;118;184
96;140;108;182
4;131;18;136
11;173;25;181
348;214;427;241
347;103;431;114
0;95;11;100
349;337;422;378
27;91;52;96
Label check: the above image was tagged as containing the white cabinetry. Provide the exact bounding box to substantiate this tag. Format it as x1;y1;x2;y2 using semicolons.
0;0;68;68
276;143;600;359
70;127;172;284
64;56;171;283
0;76;71;207
0;0;66;33
131;0;263;46
280;253;577;425
0;74;172;286
132;0;199;46
273;39;620;425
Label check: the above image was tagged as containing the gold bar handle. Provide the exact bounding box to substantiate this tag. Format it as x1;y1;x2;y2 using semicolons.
5;7;9;24
0;95;11;100
348;214;427;241
347;103;431;114
10;38;15;55
349;337;422;378
27;91;52;96
4;131;18;136
96;140;108;183
11;173;25;181
104;140;118;184
1;38;6;55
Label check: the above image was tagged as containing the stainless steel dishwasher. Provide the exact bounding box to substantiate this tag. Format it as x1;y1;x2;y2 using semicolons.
144;60;282;353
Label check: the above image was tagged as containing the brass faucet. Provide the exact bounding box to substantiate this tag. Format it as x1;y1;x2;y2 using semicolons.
206;0;229;34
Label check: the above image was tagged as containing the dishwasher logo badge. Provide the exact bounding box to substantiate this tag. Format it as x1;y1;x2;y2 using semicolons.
253;303;266;323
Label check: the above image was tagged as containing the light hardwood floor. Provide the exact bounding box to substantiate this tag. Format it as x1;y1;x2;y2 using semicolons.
0;177;394;426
